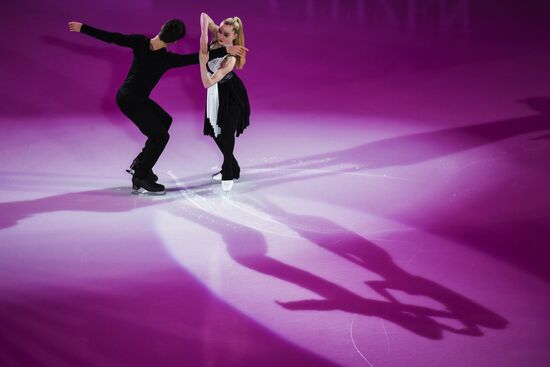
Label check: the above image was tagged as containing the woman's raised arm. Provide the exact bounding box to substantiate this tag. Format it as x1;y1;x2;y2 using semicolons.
200;13;218;54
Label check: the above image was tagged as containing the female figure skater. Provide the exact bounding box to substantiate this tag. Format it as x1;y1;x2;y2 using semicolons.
199;13;250;192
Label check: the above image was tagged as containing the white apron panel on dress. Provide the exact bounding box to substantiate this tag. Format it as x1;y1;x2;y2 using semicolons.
206;56;226;138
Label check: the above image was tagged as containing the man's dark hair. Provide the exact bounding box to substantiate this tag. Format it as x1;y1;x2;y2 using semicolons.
160;19;186;43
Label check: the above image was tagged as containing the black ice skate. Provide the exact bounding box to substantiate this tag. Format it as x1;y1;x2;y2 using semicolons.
132;176;165;195
126;157;158;182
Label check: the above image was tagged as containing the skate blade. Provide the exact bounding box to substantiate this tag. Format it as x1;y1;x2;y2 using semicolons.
132;188;166;196
212;175;239;182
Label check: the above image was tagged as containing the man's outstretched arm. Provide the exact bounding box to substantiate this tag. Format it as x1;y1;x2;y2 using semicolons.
169;46;248;68
168;47;225;68
68;22;142;48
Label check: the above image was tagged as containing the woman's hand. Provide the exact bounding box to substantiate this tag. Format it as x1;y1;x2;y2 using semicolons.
199;51;209;65
67;21;83;32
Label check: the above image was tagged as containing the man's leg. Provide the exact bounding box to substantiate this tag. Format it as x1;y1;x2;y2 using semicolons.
127;99;173;178
147;99;173;131
117;96;169;191
137;99;173;160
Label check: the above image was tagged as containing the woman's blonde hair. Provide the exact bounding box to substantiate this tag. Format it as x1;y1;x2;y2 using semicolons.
223;16;245;69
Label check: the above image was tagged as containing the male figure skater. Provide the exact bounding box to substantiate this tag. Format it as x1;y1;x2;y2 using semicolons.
68;20;247;194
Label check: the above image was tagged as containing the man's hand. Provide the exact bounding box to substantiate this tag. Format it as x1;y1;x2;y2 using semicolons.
226;45;249;58
68;22;83;32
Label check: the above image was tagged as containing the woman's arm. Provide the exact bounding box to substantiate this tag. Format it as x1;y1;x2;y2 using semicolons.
199;54;236;89
199;13;248;57
68;21;141;48
200;13;219;44
200;13;210;55
200;13;221;55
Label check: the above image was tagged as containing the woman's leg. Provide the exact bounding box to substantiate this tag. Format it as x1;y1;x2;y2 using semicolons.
214;133;240;179
214;128;238;181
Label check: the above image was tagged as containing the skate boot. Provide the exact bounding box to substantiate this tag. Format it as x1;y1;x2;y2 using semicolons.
212;168;240;182
132;176;165;195
126;157;158;182
221;179;234;192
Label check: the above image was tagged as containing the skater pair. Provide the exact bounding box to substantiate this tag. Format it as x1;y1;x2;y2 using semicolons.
68;14;249;194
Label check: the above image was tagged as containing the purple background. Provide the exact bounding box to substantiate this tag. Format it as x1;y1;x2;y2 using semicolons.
1;0;548;118
1;1;550;366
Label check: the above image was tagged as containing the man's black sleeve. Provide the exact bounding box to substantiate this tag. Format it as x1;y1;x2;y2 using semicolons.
80;24;143;48
168;47;228;68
